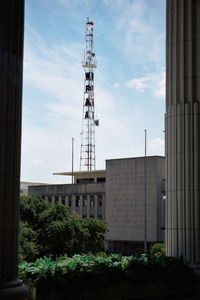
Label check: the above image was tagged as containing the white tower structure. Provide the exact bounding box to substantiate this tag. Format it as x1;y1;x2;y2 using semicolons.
80;18;99;170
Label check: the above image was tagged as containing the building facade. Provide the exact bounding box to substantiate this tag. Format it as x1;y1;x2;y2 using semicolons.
29;156;165;254
105;156;165;253
29;170;106;220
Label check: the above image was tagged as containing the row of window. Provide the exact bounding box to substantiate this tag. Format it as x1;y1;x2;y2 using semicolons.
46;194;103;207
76;177;105;184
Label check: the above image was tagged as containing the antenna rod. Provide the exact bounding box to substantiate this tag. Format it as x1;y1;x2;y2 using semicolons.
72;138;74;184
144;129;147;252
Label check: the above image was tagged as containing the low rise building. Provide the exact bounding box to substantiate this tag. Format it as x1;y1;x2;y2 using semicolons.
28;156;165;253
28;170;106;220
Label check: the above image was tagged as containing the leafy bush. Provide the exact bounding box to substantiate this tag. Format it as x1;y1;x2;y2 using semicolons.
150;243;165;257
19;253;195;292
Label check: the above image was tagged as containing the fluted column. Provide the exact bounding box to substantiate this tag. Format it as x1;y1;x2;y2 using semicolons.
0;1;28;299
166;0;200;264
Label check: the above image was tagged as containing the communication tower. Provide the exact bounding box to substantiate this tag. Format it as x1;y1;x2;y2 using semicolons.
80;18;99;170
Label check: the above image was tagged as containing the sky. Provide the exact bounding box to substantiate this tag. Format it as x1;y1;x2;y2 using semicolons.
21;0;166;184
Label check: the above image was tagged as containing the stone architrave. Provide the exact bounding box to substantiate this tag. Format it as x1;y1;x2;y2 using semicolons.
166;0;200;264
0;1;28;299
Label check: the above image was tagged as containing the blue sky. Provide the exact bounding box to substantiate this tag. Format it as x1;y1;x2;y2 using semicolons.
21;0;166;183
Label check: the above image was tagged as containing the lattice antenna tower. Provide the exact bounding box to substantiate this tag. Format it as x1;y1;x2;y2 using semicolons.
80;18;99;170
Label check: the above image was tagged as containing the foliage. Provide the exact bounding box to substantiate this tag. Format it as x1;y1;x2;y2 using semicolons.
19;221;39;262
19;253;195;292
150;242;165;257
19;195;107;261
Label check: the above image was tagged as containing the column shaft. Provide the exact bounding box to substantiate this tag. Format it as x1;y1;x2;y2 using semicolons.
0;1;28;298
166;0;200;264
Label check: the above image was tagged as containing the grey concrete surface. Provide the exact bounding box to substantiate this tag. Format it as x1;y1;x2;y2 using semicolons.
166;0;200;264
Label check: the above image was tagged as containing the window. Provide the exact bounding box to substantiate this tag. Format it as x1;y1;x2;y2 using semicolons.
68;195;72;207
75;195;80;207
55;196;59;204
97;177;106;183
76;178;94;184
90;195;95;207
97;194;103;207
82;215;87;218
48;196;52;203
90;215;94;218
61;196;65;205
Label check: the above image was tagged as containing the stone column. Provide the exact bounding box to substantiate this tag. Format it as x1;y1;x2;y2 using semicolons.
0;1;28;299
166;0;200;264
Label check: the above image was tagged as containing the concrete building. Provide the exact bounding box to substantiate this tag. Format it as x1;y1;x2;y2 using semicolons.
29;156;165;254
29;170;106;220
105;156;165;253
166;0;200;264
20;181;47;196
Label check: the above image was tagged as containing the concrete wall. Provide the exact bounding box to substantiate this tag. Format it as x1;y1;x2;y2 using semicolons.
29;183;106;220
105;156;165;247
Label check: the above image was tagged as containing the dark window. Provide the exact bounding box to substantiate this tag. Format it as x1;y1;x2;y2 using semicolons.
97;177;106;183
83;215;87;218
90;215;94;218
48;196;52;203
61;196;65;205
76;195;80;207
55;196;59;204
68;195;72;207
76;178;94;184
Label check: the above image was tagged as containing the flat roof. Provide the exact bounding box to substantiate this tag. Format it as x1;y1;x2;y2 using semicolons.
53;170;106;176
106;155;165;162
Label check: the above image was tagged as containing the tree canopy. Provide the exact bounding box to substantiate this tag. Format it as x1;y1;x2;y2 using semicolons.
19;195;107;262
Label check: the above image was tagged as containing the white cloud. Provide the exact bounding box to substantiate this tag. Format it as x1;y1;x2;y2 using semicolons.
126;77;149;92
126;69;165;99
111;0;165;66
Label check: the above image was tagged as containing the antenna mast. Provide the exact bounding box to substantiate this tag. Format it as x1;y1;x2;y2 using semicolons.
80;18;99;170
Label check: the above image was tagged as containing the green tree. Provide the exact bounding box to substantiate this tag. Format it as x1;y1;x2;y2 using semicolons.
19;195;107;261
19;221;39;262
81;218;107;253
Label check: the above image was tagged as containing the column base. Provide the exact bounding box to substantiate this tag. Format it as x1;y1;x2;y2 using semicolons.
0;279;28;300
